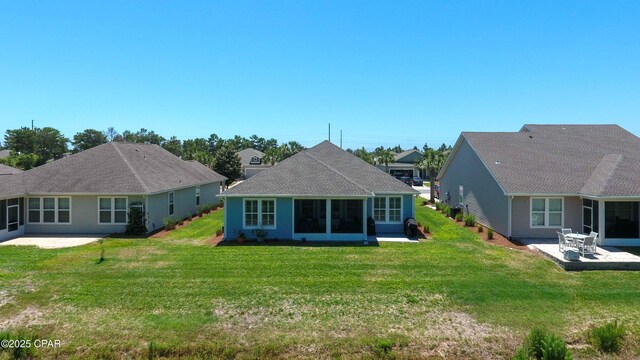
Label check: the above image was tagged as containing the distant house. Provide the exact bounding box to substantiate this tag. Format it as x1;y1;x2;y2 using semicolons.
0;149;10;159
376;149;425;178
0;142;226;242
0;164;22;175
220;141;419;241
237;148;272;179
439;124;640;246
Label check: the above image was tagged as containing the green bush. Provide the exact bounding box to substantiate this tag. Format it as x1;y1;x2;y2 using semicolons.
487;228;494;240
455;213;463;222
197;205;205;217
514;328;572;360
424;225;430;234
478;225;483;233
435;202;442;211
463;214;476;227
177;218;184;226
126;206;148;235
163;217;177;230
590;320;625;353
441;204;451;217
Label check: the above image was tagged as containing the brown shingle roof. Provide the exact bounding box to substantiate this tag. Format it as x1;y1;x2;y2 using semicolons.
2;142;226;196
443;124;640;197
221;141;418;197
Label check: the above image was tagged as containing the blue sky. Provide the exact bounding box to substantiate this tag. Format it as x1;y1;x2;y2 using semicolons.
1;1;639;150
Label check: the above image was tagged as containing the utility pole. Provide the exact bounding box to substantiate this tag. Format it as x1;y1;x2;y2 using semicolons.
340;130;342;148
31;119;34;130
328;123;331;142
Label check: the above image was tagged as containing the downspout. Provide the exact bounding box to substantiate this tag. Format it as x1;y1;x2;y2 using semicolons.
507;196;512;239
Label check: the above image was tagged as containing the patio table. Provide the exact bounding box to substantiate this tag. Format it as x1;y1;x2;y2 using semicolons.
566;233;587;241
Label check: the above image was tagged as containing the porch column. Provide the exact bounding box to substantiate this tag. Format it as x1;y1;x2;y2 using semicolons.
598;200;605;245
325;199;331;240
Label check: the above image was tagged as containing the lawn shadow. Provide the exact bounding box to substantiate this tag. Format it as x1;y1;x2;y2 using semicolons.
215;238;379;247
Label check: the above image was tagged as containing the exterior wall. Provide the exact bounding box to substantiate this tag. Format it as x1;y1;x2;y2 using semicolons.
396;152;423;164
367;194;415;234
225;197;294;240
147;183;222;232
244;167;269;178
26;195;144;235
440;139;510;236
0;196;26;242
510;196;582;239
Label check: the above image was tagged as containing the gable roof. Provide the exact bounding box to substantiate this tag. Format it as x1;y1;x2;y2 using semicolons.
2;142;226;196
394;149;422;162
440;124;640;197
237;148;265;166
221;141;418;197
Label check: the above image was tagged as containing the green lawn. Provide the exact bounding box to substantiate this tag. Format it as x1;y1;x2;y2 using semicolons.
1;202;640;359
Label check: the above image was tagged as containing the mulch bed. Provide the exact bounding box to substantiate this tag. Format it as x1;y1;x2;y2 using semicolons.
423;204;532;253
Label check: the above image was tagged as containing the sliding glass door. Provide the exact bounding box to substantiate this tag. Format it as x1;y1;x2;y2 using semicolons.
605;202;639;239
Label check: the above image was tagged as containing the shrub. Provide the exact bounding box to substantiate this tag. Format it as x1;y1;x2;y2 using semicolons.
478;225;484;233
435;202;442;211
215;229;223;237
487;228;494;240
422;200;428;206
163;217;176;230
177;219;184;226
455;213;463;222
515;328;572;360
187;214;192;222
424;225;430;234
590;320;625;353
441;204;451;217
125;206;148;236
463;214;476;227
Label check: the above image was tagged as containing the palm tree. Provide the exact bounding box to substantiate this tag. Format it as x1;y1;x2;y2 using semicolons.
417;149;448;202
375;149;395;173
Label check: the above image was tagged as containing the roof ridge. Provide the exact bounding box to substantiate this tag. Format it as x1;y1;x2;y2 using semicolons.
581;153;623;196
305;149;374;195
112;142;151;194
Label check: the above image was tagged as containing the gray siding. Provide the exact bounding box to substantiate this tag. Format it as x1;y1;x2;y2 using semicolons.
26;195;143;235
147;182;222;232
397;152;423;164
440;139;509;236
511;196;582;239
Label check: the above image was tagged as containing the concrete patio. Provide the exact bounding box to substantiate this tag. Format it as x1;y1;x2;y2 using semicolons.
521;238;640;271
0;234;107;249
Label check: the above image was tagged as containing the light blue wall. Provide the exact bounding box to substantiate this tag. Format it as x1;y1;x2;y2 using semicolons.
365;194;414;234
225;197;293;240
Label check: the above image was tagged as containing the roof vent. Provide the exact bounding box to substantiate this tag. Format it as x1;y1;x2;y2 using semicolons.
562;126;567;130
528;135;533;139
495;161;501;165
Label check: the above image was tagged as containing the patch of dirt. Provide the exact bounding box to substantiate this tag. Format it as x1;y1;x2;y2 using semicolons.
0;290;13;307
0;307;42;328
208;234;224;245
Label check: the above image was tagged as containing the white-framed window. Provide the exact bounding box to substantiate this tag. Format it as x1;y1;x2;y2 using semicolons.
459;185;464;204
249;156;261;165
168;192;175;216
530;197;563;228
243;199;276;229
373;196;402;223
195;186;201;206
98;197;128;224
27;197;72;224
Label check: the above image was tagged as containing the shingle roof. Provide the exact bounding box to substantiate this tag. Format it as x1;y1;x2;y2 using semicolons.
0;164;22;175
443;124;640;197
394;149;421;162
237;148;265;166
2;142;226;196
0;149;10;158
221;141;418;197
0;173;26;198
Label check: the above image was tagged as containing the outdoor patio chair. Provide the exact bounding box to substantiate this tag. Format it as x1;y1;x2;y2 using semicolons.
589;231;599;245
577;235;597;256
561;228;572;235
558;232;576;252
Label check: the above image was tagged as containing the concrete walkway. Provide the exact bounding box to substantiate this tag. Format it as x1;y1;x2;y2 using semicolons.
368;235;420;243
0;235;107;249
521;238;640;271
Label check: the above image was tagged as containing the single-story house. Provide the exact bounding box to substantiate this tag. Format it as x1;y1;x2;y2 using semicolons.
238;148;272;179
0;149;11;159
219;141;419;241
438;124;640;246
0;142;226;242
376;149;425;178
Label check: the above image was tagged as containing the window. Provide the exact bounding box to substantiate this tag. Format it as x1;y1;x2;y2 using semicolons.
583;199;599;234
530;198;563;228
195;186;200;206
243;199;275;228
373;196;402;223
28;197;71;224
168;192;175;216
249;156;261;165
0;200;6;230
99;197;128;224
459;185;464;204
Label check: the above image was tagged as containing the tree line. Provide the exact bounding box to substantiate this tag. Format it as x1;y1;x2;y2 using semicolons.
1;125;451;192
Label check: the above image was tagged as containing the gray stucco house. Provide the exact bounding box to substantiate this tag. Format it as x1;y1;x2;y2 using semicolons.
237;148;272;179
220;141;418;242
439;124;640;246
0;142;226;242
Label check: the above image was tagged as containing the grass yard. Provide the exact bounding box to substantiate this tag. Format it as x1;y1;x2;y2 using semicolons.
2;201;640;359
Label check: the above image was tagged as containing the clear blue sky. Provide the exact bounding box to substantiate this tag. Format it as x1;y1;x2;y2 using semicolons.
1;1;639;150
